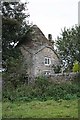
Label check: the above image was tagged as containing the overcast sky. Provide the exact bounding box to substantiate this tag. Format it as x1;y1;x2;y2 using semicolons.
21;0;79;40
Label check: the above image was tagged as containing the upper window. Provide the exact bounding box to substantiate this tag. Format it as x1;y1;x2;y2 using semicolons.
44;57;51;65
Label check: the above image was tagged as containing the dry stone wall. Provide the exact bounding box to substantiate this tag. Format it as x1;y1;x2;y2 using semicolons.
44;72;80;83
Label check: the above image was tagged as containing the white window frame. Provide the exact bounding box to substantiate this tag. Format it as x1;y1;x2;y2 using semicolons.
44;57;51;66
44;70;51;75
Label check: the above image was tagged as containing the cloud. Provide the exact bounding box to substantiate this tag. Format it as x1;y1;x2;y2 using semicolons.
22;0;79;38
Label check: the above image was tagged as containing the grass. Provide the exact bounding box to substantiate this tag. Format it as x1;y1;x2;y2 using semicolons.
2;99;78;118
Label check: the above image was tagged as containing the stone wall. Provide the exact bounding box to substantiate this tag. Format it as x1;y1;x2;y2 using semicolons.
33;47;60;77
45;72;80;83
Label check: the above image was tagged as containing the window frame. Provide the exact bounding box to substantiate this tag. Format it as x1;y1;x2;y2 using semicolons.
44;70;51;75
44;57;51;66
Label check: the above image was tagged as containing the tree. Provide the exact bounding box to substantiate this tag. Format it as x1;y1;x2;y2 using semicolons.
73;60;80;72
2;1;30;87
2;1;30;69
56;26;80;71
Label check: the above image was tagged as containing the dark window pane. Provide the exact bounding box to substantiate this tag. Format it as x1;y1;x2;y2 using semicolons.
48;58;49;64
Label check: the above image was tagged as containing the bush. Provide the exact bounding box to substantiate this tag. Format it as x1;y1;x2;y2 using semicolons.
73;60;80;72
52;65;61;73
35;76;50;87
64;94;77;100
3;76;80;102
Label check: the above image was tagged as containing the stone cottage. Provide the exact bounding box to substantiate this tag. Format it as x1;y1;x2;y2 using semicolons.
17;25;60;77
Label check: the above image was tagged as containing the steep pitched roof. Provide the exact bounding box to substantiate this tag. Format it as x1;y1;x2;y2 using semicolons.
35;46;59;58
17;25;52;47
17;24;59;59
21;45;59;59
30;25;51;44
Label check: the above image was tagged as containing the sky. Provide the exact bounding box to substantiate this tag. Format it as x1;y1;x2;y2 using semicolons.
21;0;79;40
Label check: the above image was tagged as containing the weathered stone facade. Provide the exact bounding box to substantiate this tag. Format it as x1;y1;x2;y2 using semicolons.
33;46;59;76
17;25;60;77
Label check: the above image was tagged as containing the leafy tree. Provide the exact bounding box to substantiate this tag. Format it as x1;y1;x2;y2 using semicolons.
56;26;80;71
73;60;80;72
2;1;30;87
2;1;30;69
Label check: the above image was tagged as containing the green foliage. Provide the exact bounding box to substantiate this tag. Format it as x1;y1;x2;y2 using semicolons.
35;76;50;89
2;48;30;90
56;26;80;71
3;76;80;102
73;60;80;72
52;65;61;73
2;1;30;70
2;2;31;88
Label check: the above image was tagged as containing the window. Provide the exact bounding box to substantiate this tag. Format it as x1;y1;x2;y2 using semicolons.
44;70;51;75
44;57;51;65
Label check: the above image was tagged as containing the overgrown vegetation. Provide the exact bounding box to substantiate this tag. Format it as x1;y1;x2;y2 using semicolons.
2;1;30;88
3;76;80;102
2;76;79;118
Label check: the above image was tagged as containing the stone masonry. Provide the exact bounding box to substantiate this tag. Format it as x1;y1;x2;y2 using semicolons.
17;25;60;78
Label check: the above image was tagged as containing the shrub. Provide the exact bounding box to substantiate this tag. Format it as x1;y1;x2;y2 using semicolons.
73;60;80;72
52;65;61;73
35;76;50;87
3;76;80;102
